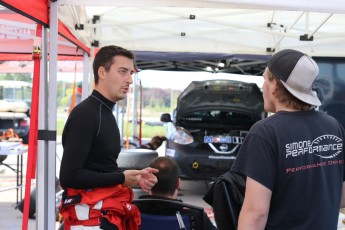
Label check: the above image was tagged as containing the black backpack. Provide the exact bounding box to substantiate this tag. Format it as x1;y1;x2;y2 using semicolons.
203;171;246;230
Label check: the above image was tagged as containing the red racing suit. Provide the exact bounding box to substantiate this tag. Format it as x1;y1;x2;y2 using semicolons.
59;185;141;230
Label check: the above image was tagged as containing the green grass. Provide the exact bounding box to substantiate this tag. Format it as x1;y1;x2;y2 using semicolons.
57;118;66;135
122;122;166;139
56;105;169;137
56;117;166;138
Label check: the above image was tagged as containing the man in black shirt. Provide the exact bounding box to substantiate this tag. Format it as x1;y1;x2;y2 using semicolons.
135;156;218;230
59;45;158;229
231;49;345;229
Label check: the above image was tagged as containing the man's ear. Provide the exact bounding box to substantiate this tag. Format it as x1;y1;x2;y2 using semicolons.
272;78;278;95
98;66;105;80
176;178;181;190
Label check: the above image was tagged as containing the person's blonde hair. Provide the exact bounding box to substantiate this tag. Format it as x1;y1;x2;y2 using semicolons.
267;68;314;111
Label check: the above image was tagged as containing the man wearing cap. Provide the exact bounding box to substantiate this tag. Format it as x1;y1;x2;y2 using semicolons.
66;81;83;115
231;49;345;229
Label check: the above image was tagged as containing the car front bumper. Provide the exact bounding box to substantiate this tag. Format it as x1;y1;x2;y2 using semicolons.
166;141;237;180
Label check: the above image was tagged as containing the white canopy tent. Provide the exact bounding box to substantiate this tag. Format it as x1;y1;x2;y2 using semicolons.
59;1;345;58
53;2;345;230
0;2;90;230
47;1;345;229
2;1;345;229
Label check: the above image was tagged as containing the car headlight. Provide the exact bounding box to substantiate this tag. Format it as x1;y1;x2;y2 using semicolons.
173;126;193;145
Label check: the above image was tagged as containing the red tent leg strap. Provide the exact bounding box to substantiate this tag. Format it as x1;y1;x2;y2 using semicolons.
22;23;41;230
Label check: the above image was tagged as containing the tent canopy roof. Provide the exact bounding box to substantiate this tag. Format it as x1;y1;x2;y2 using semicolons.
54;1;345;72
58;1;345;61
2;1;345;73
0;1;90;60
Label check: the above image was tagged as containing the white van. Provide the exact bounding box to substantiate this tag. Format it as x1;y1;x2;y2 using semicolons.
0;80;32;144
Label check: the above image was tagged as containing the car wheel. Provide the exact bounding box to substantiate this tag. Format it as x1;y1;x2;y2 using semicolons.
56;190;64;222
21;134;29;144
0;155;7;164
16;191;36;219
17;176;61;219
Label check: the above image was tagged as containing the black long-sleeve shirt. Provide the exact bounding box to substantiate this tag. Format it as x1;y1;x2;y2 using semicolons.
59;90;125;189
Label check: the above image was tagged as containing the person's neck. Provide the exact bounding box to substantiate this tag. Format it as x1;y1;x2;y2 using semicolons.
274;103;299;113
149;191;177;200
94;86;116;103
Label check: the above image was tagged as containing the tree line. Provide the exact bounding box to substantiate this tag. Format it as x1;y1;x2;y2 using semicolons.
0;73;181;109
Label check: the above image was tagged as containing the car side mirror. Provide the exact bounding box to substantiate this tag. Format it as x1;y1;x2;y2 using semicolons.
160;113;172;122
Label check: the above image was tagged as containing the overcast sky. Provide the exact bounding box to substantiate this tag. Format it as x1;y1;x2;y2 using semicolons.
58;70;264;91
138;70;264;90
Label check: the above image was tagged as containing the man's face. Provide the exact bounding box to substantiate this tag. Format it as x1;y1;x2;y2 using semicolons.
98;55;134;102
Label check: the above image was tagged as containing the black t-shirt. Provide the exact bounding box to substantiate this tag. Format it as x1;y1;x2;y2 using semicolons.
231;110;345;230
59;90;125;189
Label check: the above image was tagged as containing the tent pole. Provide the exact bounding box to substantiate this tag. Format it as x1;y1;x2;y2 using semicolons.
82;52;90;100
39;1;58;229
132;73;138;146
36;26;49;230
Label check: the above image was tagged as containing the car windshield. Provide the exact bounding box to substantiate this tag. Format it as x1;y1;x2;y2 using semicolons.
180;110;253;125
1;86;31;101
0;85;32;107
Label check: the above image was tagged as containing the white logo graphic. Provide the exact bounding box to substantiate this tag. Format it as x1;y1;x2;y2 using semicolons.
219;144;229;152
64;198;73;204
285;135;343;159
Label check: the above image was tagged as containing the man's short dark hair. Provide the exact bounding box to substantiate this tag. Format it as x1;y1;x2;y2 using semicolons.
149;157;179;196
93;45;135;85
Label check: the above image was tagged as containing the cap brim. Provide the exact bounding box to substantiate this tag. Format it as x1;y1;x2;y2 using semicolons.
280;81;321;106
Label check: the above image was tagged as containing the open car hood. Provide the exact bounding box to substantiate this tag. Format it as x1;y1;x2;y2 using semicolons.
176;79;264;118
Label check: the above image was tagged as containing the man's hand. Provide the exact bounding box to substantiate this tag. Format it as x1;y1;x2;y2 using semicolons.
138;167;159;192
123;167;159;192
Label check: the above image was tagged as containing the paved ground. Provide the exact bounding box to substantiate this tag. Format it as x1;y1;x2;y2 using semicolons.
0;189;48;230
0;148;214;230
1;137;345;230
0;172;213;230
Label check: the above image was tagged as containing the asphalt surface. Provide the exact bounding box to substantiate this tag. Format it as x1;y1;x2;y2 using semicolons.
0;137;214;230
0;174;213;230
2;137;345;230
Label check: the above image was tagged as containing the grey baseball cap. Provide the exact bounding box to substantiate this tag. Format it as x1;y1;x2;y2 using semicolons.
268;49;321;106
